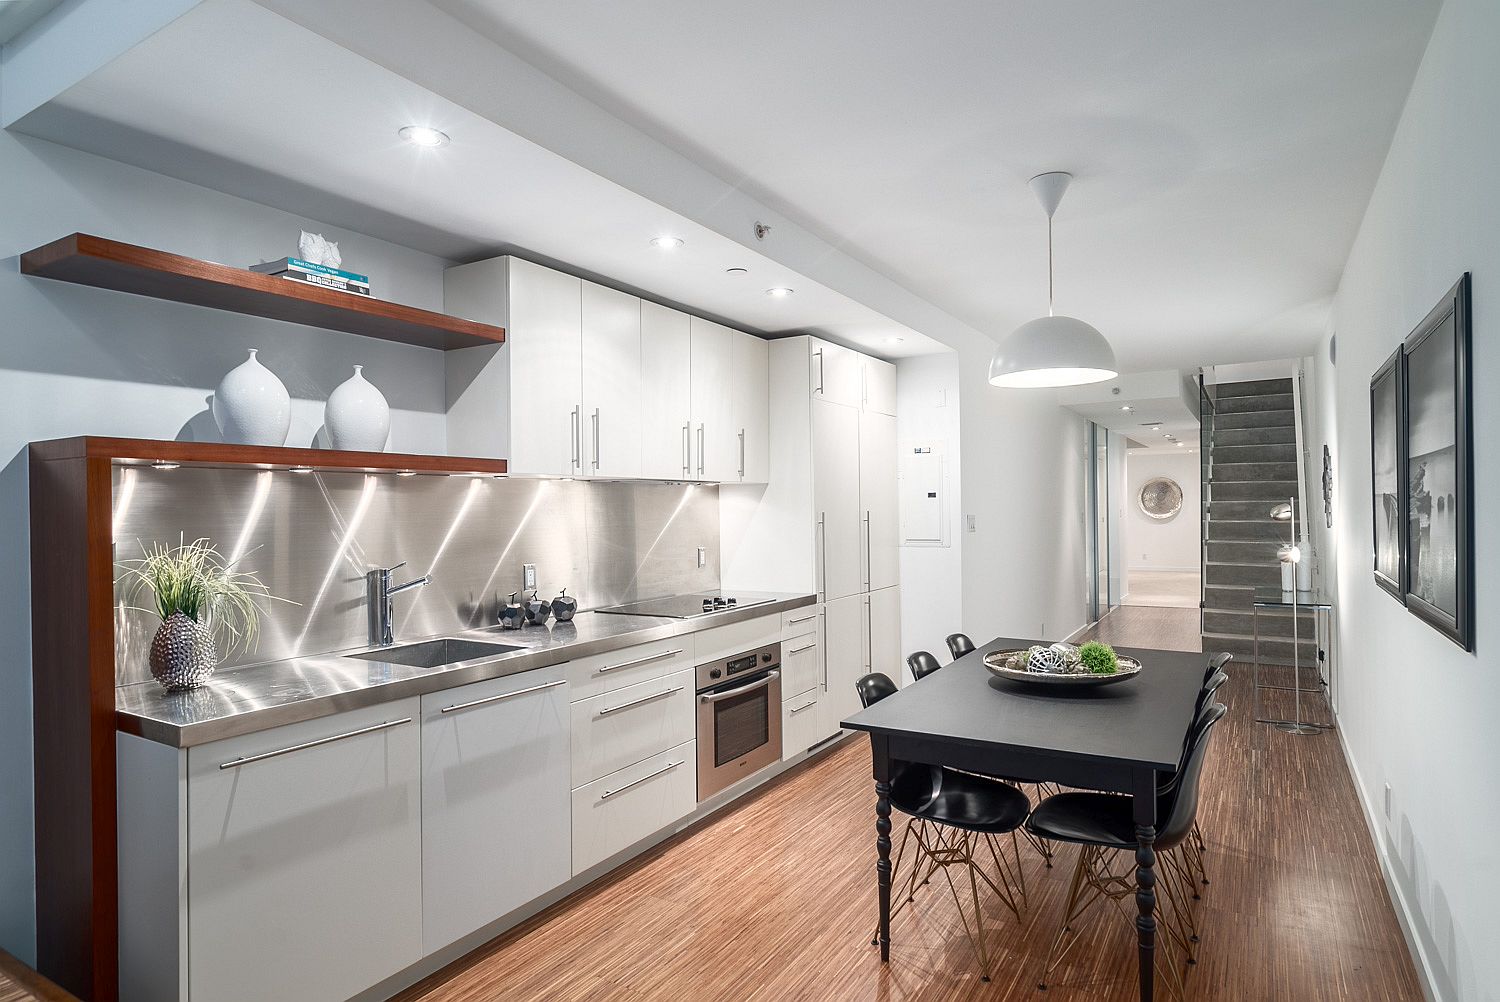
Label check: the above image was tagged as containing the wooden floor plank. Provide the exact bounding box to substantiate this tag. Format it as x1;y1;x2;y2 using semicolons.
397;606;1423;1001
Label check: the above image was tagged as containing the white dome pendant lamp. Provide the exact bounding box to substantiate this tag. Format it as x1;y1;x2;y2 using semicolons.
988;171;1117;388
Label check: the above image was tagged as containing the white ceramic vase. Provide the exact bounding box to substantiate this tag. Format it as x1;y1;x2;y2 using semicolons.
212;349;291;446
325;365;390;451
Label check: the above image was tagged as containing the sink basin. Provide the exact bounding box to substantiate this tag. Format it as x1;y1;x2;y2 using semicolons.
347;638;524;669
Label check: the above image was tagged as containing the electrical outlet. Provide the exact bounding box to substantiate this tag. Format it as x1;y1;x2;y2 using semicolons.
697;546;706;568
966;514;977;533
523;563;536;591
1383;783;1393;820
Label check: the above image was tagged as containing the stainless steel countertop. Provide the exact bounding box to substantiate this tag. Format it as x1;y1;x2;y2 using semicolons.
116;592;816;748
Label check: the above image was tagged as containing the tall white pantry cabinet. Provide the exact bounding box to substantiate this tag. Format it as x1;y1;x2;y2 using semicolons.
443;256;769;483
724;335;901;749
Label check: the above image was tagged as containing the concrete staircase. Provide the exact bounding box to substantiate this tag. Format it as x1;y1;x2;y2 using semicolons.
1201;378;1316;664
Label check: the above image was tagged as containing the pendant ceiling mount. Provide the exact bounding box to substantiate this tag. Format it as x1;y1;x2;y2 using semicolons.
989;171;1117;389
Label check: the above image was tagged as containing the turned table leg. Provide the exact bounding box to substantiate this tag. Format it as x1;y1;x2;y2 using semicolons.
1133;769;1159;1002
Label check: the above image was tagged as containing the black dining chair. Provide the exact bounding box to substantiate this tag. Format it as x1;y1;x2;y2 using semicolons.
1027;702;1227;998
855;672;1030;982
946;633;977;660
907;650;943;681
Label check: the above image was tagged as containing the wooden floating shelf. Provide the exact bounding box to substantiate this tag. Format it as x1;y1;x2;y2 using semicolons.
21;233;505;351
31;436;509;476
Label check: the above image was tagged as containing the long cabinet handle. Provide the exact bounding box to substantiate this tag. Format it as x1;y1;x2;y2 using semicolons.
571;405;581;468
700;670;779;703
697;424;705;477
788;642;817;655
598;684;685;716
864;595;872;672
682;423;691;476
816;512;827;602
219;717;412;769
788;613;817;625
592;408;601;470
441;679;565;715
598;648;684;673
814;348;824;394
600;759;684;801
820;611;828;692
790;699;817;715
738;428;746;479
863;510;872;591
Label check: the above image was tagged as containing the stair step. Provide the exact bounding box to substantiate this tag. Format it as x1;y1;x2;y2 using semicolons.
1202;633;1317;665
1213;443;1297;465
1216;393;1294;414
1213;461;1299;482
1207;540;1286;563
1204;562;1282;588
1214;378;1293;398
1207;519;1296;542
1210;500;1298;520
1205;585;1253;608
1211;481;1301;502
1203;610;1316;639
1215;409;1296;430
1214;426;1297;447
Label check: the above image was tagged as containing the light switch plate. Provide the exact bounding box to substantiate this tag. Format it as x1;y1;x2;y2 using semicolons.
523;563;537;590
697;547;706;568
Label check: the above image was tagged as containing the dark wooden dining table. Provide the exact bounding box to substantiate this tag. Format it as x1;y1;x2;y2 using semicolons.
841;636;1209;1002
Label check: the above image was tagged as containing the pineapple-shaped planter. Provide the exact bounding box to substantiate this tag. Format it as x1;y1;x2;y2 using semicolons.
149;611;220;691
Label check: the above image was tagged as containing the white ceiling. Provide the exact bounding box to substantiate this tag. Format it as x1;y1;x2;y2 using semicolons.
12;0;948;359
8;0;1439;373
436;0;1440;371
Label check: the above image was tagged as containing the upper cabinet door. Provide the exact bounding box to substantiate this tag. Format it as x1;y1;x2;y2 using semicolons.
812;397;862;601
689;317;736;481
810;339;862;408
862;356;897;416
640;301;693;480
732;332;770;482
508;259;583;476
859;410;900;591
581;282;642;479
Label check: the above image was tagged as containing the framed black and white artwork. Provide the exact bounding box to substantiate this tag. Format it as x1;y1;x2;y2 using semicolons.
1370;348;1404;600
1401;274;1473;650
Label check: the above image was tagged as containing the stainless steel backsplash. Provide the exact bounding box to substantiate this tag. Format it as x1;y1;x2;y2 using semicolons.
111;466;720;685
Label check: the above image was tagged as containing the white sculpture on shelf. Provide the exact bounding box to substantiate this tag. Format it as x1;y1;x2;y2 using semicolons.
298;230;342;269
212;349;291;446
325;365;390;452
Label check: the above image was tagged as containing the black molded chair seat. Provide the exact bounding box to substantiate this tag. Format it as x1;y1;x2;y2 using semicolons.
946;633;977;660
891;763;1031;834
1026;792;1149;850
907;650;943;681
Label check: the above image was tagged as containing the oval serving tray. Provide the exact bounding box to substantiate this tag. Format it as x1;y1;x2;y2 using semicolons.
983;650;1143;688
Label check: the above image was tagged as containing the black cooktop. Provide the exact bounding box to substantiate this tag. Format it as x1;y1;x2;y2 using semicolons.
594;593;774;620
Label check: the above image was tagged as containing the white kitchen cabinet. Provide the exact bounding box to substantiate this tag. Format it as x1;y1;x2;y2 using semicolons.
572;741;697;874
860;410;900;591
732;331;770;482
445;256;583;476
781;624;822;699
781;690;822;761
566;637;694;702
811;338;863;407
582;281;643;478
186;700;423;1002
780;605;821;642
640;301;693;479
690;317;737;480
817;594;867;741
813;397;863;601
420;668;570;954
862;355;897;416
867;585;904;684
570;668;696;788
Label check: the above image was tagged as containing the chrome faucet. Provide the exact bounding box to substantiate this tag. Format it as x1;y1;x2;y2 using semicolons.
367;561;432;646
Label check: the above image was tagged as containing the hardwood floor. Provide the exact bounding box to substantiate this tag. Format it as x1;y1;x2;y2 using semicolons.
1121;570;1201;609
399;606;1420;1001
0;949;76;1002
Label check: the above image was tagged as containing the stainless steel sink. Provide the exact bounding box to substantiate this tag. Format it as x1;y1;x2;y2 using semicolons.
346;638;524;669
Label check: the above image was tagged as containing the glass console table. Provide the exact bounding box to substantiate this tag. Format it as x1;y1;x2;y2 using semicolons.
1252;587;1336;734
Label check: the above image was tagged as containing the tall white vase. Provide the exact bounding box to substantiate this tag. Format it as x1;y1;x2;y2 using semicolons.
212;349;291;446
325;365;390;452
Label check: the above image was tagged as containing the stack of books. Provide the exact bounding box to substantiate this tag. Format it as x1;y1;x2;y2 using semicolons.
250;257;371;297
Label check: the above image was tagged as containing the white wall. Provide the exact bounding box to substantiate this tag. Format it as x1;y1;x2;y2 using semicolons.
1325;0;1499;996
895;354;962;665
1123;452;1202;573
0;129;453;963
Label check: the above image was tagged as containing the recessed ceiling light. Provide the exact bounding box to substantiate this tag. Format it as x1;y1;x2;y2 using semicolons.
766;287;794;298
1120;405;1133;412
151;460;180;471
885;336;905;344
650;236;684;250
288;465;313;474
398;125;450;148
395;470;417;477
725;267;748;275
1175;442;1185;447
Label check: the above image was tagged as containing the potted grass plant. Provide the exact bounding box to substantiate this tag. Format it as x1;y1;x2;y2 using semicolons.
118;536;278;691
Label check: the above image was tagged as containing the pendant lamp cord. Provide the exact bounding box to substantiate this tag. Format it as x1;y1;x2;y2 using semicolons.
1047;214;1055;317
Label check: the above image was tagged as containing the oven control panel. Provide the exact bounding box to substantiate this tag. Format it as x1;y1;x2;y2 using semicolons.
695;642;782;692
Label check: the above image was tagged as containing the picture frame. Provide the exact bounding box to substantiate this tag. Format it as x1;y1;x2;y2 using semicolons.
1401;274;1473;651
1369;347;1405;600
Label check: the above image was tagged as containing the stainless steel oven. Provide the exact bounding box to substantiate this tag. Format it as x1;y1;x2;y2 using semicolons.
695;642;782;801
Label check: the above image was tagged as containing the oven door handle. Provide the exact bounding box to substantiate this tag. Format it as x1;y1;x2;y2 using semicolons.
699;670;779;703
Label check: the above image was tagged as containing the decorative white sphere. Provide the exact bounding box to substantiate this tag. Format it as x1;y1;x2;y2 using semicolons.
325;365;390;452
212;349;291;446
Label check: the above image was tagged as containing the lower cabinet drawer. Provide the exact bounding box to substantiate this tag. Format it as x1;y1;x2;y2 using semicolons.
782;691;822;761
570;669;695;788
572;741;697;875
566;638;694;701
780;606;820;641
781;636;820;699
